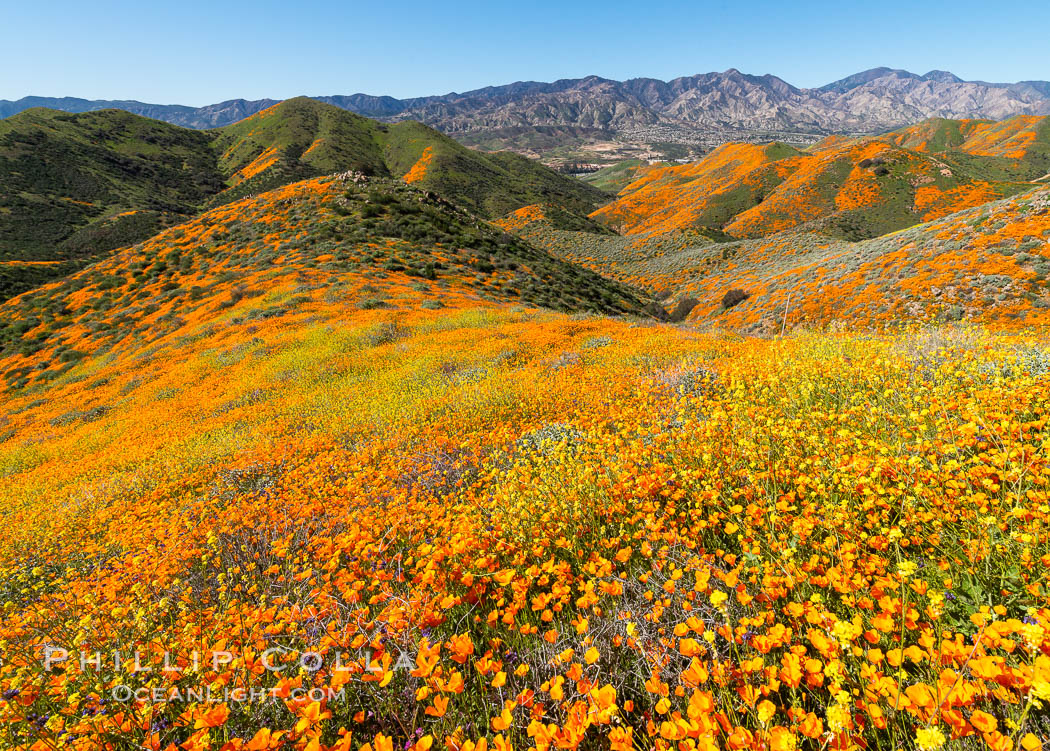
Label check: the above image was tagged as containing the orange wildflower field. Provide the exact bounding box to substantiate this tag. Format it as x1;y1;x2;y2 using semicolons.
4;253;1050;751
2;153;1050;751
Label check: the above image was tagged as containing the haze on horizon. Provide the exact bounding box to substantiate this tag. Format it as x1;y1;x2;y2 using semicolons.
3;0;1048;106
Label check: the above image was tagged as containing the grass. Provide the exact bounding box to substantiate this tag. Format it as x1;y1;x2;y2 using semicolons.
580;159;648;193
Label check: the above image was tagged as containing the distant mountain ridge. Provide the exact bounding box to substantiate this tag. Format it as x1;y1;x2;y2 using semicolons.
4;68;1050;134
0;96;280;129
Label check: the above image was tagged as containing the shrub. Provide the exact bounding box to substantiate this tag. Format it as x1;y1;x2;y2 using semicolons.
670;296;700;322
364;322;409;347
218;286;245;309
641;301;670;321
721;289;749;309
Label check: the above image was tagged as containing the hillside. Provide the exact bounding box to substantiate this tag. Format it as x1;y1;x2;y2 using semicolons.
580;158;652;192
592;116;1049;241
204;97;609;216
0;99;608;300
512;185;1050;331
7;80;1050;751
680;186;1050;330
0;108;224;296
882;114;1050;177
591;142;807;236
375;120;609;218
4;252;1050;750
0;173;646;391
209;98;394;198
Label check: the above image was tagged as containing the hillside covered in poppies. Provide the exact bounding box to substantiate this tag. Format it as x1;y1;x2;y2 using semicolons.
2;97;1050;751
509;185;1050;331
591;115;1050;240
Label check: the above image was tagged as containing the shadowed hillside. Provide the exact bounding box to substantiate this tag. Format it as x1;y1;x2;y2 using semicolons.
0;108;223;277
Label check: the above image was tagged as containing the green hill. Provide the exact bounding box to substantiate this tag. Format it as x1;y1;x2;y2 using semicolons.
883;115;1050;180
209;98;391;203
580;159;649;192
214;102;608;217
0;108;222;265
0;99;610;300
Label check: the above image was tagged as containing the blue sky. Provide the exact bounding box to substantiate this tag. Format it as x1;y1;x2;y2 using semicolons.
3;0;1048;104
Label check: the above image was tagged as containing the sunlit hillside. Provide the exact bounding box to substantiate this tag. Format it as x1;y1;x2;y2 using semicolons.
506;186;1050;331
3;93;1050;751
0;174;645;391
884;115;1050;164
4;288;1050;749
592;116;1050;241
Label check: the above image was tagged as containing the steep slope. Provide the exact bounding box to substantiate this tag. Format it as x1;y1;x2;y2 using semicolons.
316;67;1050;138
594;117;1048;241
0;108;225;300
0;108;223;258
0;173;647;391
720;138;1026;240
520;186;1050;331
591;142;807;235
0;99;609;300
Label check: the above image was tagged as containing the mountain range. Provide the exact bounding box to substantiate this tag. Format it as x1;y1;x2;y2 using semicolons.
4;68;1050;138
